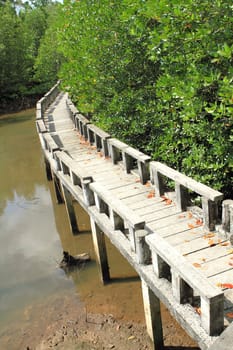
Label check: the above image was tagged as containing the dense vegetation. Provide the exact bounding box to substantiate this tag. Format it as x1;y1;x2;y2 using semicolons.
1;0;232;196
0;0;62;111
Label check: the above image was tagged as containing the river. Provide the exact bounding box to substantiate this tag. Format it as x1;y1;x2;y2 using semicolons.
0;108;198;350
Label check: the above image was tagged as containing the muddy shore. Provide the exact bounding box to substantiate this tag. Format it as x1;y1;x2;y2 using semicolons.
0;290;200;350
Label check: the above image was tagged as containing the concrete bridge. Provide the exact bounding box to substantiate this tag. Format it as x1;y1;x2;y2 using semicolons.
36;82;233;350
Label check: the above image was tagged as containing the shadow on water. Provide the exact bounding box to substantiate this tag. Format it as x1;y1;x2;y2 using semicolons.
0;114;33;126
108;275;140;284
0;110;34;126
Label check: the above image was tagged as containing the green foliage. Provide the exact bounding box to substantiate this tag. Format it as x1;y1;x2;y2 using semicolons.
0;2;30;97
0;0;61;105
34;2;64;89
1;0;231;196
57;0;232;197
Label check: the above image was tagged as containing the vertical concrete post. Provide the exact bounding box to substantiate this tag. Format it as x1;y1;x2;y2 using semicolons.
202;197;218;231
230;204;233;236
201;294;224;336
90;217;110;284
109;209;124;230
135;230;151;265
83;123;89;141
62;185;79;234
141;279;164;349
175;182;190;211
110;145;121;164
94;134;102;151
138;160;150;185
222;200;233;233
53;175;64;204
102;139;109;157
153;170;165;197
82;180;95;206
152;252;170;279
122;152;133;173
44;157;52;181
171;269;193;304
87;128;94;145
94;193;109;215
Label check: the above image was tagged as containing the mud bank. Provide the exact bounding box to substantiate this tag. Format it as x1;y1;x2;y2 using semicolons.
0;291;199;350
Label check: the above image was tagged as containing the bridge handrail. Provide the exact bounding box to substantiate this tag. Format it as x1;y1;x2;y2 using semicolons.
36;119;47;133
150;161;223;230
108;138;151;185
36;80;60;118
55;150;92;183
150;161;223;201
67;96;151;184
146;232;224;336
89;181;145;251
66;98;91;141
54;149;146;251
43;133;60;153
86;124;111;157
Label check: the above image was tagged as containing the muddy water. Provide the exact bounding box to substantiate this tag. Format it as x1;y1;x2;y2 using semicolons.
0;109;198;350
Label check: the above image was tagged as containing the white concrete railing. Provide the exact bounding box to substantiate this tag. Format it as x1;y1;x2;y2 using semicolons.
146;232;224;336
53;151;147;256
36;81;60;118
150;161;223;231
50;149;151;262
67;99;151;184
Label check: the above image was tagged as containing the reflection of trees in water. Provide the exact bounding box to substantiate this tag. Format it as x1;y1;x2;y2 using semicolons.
0;109;45;215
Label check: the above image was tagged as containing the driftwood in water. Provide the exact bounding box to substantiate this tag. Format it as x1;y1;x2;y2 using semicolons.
59;251;90;270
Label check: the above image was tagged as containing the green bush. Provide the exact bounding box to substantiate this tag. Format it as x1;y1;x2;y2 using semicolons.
58;0;232;197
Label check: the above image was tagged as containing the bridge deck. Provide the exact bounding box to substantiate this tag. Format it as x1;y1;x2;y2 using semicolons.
37;88;233;350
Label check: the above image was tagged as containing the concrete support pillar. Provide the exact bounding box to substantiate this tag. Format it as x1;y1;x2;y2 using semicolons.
44;157;52;181
141;279;164;349
62;185;79;234
52;175;64;204
90;217;110;284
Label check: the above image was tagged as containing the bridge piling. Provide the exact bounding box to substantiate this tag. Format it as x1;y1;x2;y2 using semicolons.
53;174;64;204
141;278;164;350
62;185;79;234
44;157;53;181
90;217;110;284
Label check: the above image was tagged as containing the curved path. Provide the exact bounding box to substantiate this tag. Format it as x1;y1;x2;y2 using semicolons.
36;84;233;350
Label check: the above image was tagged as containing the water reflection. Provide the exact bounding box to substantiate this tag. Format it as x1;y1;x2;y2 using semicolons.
0;184;74;325
0;108;144;334
0;110;74;331
0;109;44;215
